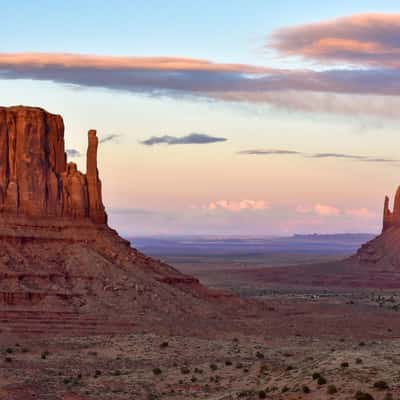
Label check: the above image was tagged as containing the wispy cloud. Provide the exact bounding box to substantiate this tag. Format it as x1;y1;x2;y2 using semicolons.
141;133;227;146
239;149;399;164
99;134;121;144
297;204;375;219
345;208;375;218
66;148;82;158
296;204;340;216
314;204;340;217
239;149;301;156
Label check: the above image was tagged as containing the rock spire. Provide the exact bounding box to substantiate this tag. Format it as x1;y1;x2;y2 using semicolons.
382;186;400;232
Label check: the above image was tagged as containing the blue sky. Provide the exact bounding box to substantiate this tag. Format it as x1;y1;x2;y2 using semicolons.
2;1;400;236
3;1;398;61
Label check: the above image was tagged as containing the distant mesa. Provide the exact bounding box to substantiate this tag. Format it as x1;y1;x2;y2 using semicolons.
0;106;106;224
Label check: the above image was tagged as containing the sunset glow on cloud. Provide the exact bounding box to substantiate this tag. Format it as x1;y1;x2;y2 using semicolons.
206;200;269;212
270;13;400;68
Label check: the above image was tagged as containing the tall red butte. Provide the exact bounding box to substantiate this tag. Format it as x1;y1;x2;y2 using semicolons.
0;106;241;337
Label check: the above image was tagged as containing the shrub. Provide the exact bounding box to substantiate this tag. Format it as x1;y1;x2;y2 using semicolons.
256;351;265;359
160;342;169;349
312;372;321;380
302;385;311;394
354;391;374;400
152;367;162;376
180;366;190;375
356;358;363;364
341;362;349;368
281;386;289;393
258;390;267;399
327;384;337;394
373;380;389;390
317;376;327;385
210;363;218;371
111;370;121;376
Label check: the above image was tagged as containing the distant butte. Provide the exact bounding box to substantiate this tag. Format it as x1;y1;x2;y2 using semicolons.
0;105;246;337
353;186;400;268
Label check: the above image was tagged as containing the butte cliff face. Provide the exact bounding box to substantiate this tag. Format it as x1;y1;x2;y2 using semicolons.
0;106;106;223
0;105;243;337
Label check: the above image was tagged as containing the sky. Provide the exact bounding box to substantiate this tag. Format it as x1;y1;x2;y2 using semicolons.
2;1;400;236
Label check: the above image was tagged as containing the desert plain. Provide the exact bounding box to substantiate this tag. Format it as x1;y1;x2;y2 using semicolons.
2;234;400;400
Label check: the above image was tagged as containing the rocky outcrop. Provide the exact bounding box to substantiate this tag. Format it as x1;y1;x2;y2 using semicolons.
354;184;400;268
382;186;400;232
0;106;107;224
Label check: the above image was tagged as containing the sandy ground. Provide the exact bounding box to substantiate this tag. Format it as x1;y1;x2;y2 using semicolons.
1;324;399;400
2;253;400;399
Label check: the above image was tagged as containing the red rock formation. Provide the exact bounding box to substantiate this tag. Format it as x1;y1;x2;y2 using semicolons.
0;106;107;224
0;105;247;339
86;130;107;224
382;186;400;232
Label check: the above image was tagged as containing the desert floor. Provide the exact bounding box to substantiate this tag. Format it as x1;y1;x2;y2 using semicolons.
1;249;400;400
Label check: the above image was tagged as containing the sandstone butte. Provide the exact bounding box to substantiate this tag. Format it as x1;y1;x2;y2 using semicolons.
0;106;106;223
0;106;250;337
352;186;400;269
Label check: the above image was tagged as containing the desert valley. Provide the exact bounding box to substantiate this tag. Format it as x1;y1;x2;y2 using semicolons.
0;106;398;400
3;3;400;400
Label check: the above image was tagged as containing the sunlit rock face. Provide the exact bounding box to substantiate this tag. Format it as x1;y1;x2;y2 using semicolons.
0;106;106;223
382;187;400;233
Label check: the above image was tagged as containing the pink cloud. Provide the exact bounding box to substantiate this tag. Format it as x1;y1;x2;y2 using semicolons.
207;200;269;212
314;204;341;216
345;208;375;218
270;13;400;68
2;49;400;119
297;204;340;217
0;53;273;74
